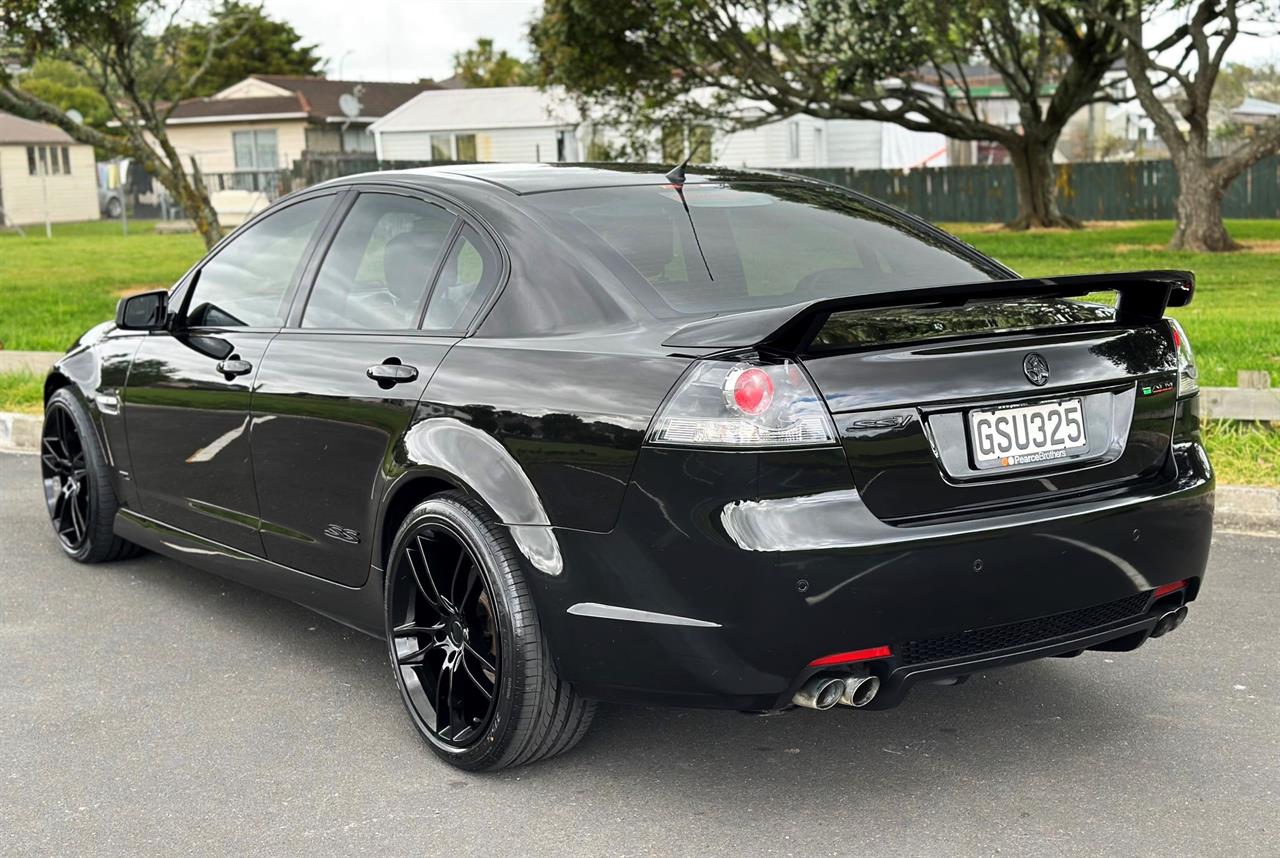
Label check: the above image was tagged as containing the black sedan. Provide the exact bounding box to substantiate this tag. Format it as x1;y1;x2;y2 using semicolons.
39;164;1213;771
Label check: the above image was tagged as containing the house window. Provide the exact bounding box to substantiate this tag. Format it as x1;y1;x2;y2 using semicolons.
340;127;376;153
661;124;715;163
689;125;713;162
661;125;684;163
37;146;49;175
787;122;800;159
455;134;477;161
61;146;72;174
27;146;36;175
430;134;452;160
232;129;279;170
586;126;612;162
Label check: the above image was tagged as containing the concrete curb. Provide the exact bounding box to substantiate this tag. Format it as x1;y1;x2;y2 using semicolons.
1;409;1277;532
1215;486;1280;533
0;351;63;375
0;412;41;453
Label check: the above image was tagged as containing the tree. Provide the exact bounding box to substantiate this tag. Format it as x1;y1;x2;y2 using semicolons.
0;1;258;249
453;37;533;88
174;1;323;98
10;59;111;127
531;0;1127;229
1101;0;1280;251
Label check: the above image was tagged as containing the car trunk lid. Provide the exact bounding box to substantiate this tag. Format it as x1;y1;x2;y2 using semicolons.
664;271;1191;523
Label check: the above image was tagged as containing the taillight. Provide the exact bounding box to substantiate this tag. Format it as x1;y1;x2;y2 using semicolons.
648;354;837;448
1167;319;1199;398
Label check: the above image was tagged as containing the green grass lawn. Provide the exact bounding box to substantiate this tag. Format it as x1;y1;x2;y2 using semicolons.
1;219;205;352
1;217;1277;484
943;219;1280;389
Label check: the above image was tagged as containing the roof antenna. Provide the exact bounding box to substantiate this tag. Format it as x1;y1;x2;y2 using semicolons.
665;153;692;185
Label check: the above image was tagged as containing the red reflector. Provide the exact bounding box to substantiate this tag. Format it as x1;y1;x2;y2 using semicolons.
1153;579;1188;598
1172;325;1182;348
808;645;892;668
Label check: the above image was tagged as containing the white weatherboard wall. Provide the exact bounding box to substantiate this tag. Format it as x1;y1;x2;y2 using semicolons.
380;126;568;163
0;144;98;224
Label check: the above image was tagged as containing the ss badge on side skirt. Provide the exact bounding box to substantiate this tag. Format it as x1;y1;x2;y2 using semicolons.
323;524;361;545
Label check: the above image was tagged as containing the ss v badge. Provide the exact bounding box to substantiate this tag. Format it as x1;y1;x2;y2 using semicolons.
323;524;361;545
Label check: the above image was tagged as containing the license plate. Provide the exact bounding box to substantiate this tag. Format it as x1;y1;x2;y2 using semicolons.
969;398;1087;467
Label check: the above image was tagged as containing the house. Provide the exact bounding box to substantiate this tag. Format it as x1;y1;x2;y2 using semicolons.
0;110;98;227
372;86;583;163
1232;97;1280;127
369;85;947;171
161;74;439;222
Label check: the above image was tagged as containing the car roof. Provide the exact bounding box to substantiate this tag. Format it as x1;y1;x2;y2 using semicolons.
333;162;794;196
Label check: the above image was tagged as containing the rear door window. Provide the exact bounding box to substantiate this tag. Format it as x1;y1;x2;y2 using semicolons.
301;193;458;330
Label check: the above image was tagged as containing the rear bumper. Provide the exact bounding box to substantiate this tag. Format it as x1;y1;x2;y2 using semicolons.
528;441;1213;711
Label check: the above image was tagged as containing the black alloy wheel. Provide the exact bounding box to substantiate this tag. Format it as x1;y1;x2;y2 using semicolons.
389;522;500;747
40;388;141;563
385;493;595;771
41;400;90;551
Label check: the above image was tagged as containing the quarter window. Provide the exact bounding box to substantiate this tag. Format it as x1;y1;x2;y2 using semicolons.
184;196;331;328
422;224;499;332
302;193;457;330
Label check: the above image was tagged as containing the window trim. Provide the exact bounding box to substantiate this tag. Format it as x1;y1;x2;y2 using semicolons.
172;190;343;334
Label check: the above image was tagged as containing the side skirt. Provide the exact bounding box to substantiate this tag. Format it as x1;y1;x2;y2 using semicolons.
114;508;386;638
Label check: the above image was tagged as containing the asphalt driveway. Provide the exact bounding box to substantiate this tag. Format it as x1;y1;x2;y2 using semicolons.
1;451;1276;857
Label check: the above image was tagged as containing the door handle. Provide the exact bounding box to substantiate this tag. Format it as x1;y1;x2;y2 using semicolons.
216;357;253;380
366;361;419;389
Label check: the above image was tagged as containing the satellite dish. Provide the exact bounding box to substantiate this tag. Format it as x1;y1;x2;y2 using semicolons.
65;108;84;125
338;92;362;119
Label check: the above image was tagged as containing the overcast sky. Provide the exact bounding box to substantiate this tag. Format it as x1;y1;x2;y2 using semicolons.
262;0;1277;85
261;0;543;83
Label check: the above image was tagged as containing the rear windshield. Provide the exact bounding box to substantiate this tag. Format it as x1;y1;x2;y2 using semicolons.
525;182;1005;318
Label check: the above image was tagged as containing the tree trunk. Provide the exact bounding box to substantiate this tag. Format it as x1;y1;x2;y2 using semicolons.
1005;138;1080;230
1169;157;1239;252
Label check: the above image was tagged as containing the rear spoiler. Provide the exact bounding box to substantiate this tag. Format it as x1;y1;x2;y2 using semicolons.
662;270;1195;351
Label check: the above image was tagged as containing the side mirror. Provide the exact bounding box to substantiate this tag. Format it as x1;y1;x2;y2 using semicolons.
115;290;170;331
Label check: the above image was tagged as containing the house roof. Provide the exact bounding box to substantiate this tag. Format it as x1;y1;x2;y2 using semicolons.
166;95;310;123
251;75;440;119
0;110;75;145
166;76;439;125
1234;97;1280;119
371;86;580;134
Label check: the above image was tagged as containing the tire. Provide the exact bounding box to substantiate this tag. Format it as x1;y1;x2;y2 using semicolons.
384;492;595;771
40;388;142;563
106;197;122;219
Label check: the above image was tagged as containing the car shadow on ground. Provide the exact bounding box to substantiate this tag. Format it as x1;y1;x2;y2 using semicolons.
101;544;1159;802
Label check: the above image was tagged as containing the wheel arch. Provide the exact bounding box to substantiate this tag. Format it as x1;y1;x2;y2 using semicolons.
375;417;561;578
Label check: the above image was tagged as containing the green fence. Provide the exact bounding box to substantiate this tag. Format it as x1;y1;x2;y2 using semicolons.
783;156;1280;222
292;153;1280;223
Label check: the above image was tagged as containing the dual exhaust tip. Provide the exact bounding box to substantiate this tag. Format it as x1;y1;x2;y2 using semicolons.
793;672;881;711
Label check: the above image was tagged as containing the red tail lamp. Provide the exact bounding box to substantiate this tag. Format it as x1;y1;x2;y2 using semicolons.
808;645;892;668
